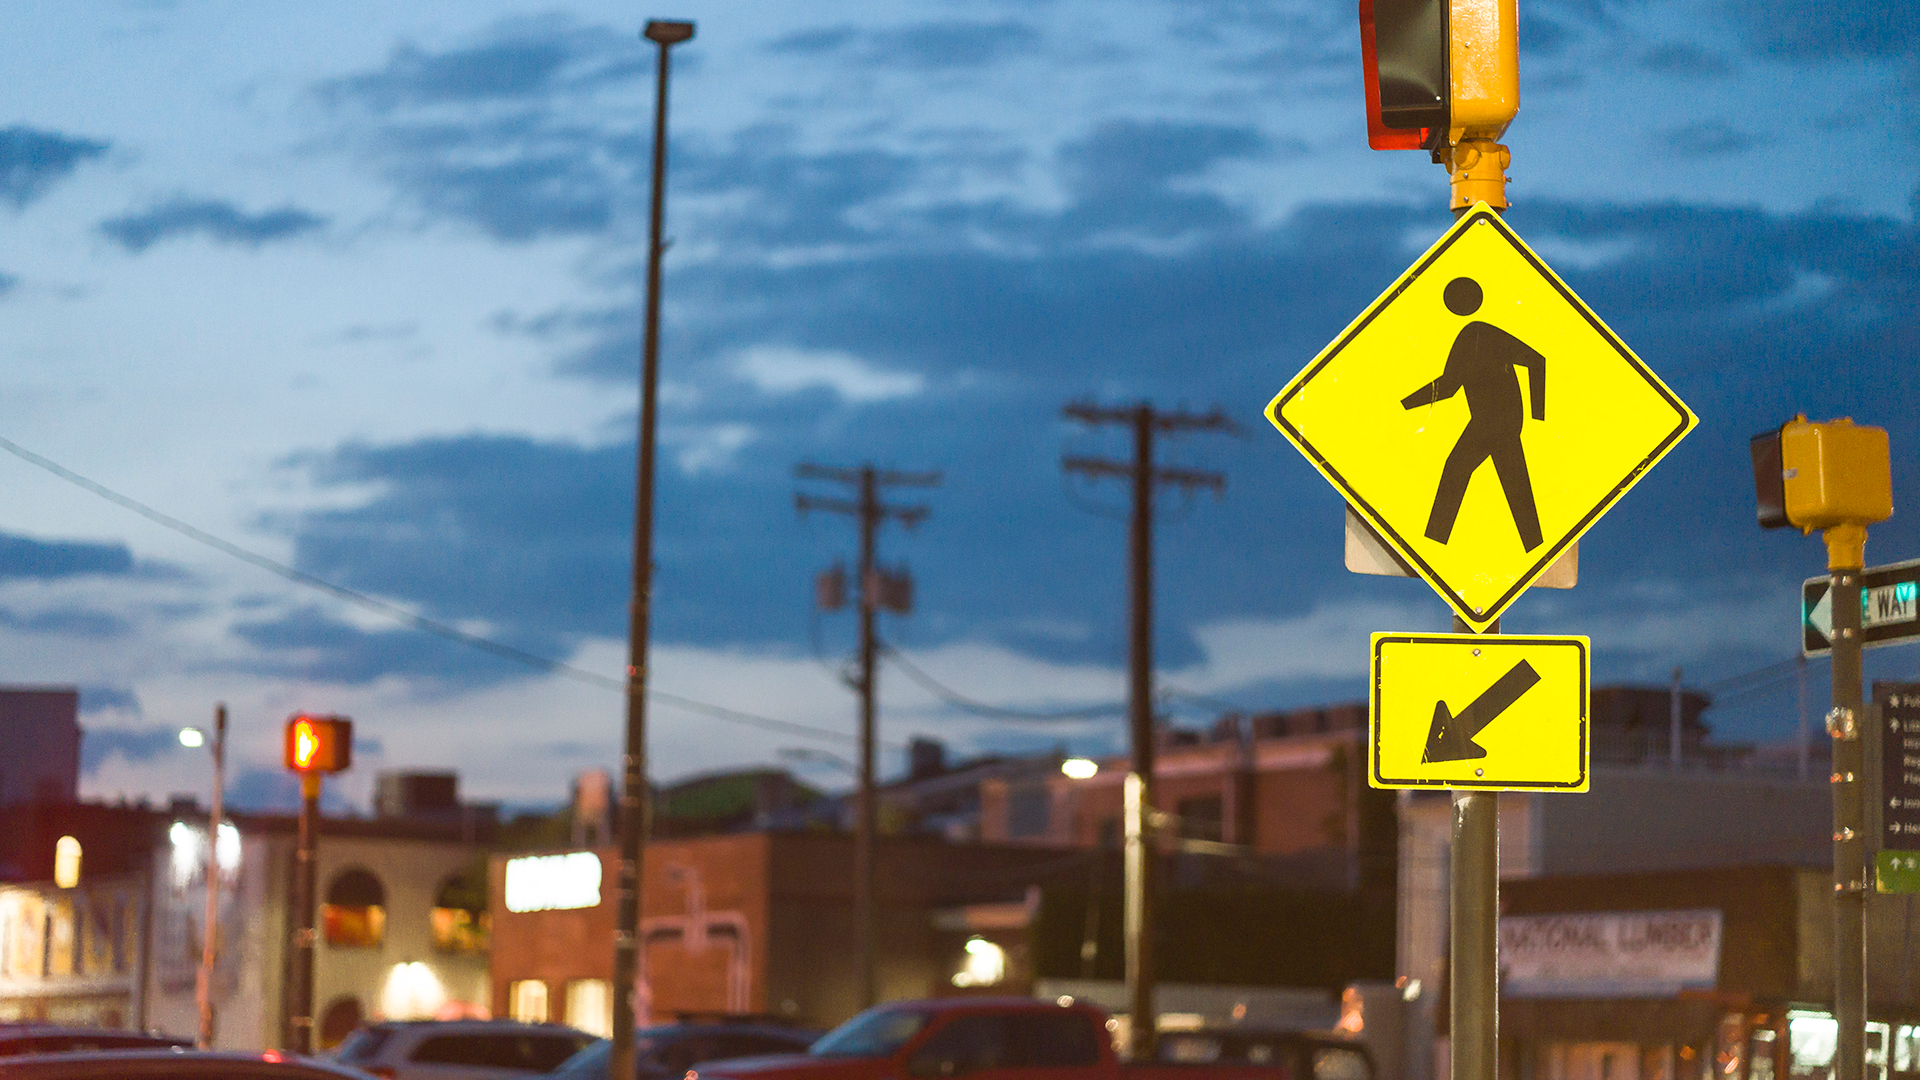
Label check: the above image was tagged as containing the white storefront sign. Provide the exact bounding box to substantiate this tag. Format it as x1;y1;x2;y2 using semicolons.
1500;908;1721;998
504;852;603;913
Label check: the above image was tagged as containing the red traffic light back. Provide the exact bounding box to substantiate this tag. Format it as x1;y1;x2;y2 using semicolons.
285;715;352;773
1360;0;1446;151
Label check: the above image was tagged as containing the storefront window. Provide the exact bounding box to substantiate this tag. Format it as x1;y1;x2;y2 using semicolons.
1750;1028;1778;1080
323;868;387;948
511;979;549;1023
566;979;612;1038
1789;1012;1837;1080
1893;1026;1920;1073
431;868;489;953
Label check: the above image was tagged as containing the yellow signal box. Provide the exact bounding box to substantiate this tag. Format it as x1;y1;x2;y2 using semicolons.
1781;417;1893;532
1447;0;1519;145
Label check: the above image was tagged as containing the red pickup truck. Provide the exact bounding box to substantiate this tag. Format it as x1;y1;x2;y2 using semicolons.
687;998;1301;1080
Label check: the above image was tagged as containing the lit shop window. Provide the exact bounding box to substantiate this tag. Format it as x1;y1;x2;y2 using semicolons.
54;837;82;889
323;868;387;948
566;979;612;1038
431;869;489;953
950;937;1006;987
510;979;550;1023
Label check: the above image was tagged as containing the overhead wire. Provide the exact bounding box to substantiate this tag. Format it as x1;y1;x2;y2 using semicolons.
879;642;1125;722
0;433;864;748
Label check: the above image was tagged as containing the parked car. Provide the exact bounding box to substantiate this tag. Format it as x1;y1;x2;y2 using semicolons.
544;1020;820;1080
0;1026;191;1057
0;1047;379;1078
1155;1030;1374;1080
687;998;1293;1080
330;1020;597;1080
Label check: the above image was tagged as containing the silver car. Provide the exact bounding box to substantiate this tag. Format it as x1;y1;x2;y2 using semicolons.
331;1020;596;1080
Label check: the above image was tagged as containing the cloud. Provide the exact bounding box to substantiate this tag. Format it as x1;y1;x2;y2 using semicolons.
0;271;16;296
0;531;136;580
767;20;1043;70
1657;121;1761;157
98;198;327;253
0;606;131;638
735;346;926;402
80;686;141;715
0;125;108;209
1638;43;1735;78
1725;0;1920;59
81;726;183;774
238;188;1918;713
319;17;643;112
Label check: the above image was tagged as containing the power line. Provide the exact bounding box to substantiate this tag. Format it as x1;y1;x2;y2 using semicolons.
880;643;1125;722
0;433;861;748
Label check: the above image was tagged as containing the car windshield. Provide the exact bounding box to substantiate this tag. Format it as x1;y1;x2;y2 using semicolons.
335;1026;394;1063
552;1036;658;1076
810;1009;929;1059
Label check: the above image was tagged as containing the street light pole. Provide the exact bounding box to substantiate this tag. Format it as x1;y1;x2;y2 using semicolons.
611;20;692;1080
196;704;227;1049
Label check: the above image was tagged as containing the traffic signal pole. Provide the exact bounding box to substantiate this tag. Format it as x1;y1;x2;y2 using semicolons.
1750;415;1892;1080
1827;522;1869;1080
287;772;320;1053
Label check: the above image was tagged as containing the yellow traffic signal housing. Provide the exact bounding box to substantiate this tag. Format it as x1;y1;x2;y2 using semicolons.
1447;0;1519;145
1752;416;1892;533
285;714;353;773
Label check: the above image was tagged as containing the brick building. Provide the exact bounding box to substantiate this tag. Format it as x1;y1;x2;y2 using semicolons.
489;832;1090;1032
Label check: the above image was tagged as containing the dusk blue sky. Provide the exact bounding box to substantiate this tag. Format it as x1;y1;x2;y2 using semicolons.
3;0;1916;810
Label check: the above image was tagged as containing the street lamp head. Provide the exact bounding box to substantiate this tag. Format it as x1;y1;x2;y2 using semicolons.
1061;758;1099;780
179;727;206;749
644;20;695;45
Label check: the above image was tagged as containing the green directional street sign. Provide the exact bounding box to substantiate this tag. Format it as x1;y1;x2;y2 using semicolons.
1804;558;1920;657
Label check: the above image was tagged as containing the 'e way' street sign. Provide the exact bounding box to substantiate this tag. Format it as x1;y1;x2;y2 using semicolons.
1370;632;1590;790
1803;558;1920;657
1267;203;1697;631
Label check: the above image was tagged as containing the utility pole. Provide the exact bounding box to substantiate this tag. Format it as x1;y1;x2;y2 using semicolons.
797;462;938;1009
1062;401;1232;1058
611;21;692;1080
197;704;227;1049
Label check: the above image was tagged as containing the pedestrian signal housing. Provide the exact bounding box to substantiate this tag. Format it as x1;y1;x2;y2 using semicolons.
285;715;353;773
1750;416;1892;533
1361;0;1519;151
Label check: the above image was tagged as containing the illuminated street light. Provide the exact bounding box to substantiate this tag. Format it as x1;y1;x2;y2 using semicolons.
179;727;206;748
1061;758;1099;780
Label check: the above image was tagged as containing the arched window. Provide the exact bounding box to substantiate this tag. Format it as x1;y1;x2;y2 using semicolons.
322;868;386;948
318;996;363;1049
430;864;489;953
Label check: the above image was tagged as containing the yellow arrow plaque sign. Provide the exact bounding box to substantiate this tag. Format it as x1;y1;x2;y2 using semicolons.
1370;632;1589;791
1267;204;1696;630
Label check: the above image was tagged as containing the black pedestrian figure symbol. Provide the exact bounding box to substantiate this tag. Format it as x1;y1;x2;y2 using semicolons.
1400;276;1546;551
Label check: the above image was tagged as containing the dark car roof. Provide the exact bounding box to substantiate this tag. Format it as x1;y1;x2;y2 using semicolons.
882;997;1099;1015
0;1026;186;1041
0;1048;378;1078
640;1024;816;1039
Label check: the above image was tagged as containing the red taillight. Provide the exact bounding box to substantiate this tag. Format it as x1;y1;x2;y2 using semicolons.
261;1051;284;1063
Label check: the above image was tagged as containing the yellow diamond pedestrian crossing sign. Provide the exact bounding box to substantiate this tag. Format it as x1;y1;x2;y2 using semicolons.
1371;632;1589;790
1267;203;1696;630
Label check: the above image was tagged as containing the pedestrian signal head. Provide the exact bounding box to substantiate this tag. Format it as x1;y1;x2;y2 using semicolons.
284;714;353;773
1751;415;1892;533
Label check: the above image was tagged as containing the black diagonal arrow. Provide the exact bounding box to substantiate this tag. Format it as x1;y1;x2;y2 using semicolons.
1422;659;1542;763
